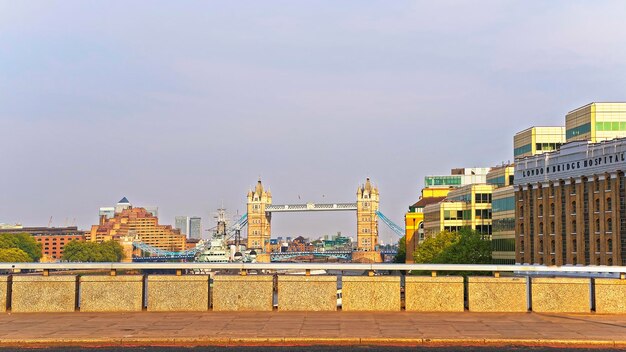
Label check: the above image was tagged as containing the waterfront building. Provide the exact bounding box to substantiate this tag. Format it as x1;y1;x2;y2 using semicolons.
424;167;491;187
491;186;515;264
405;168;492;263
404;188;450;263
514;126;565;160
566;102;626;143
100;198;157;221
515;136;626;266
486;165;515;188
87;206;186;252
0;226;85;261
423;184;495;237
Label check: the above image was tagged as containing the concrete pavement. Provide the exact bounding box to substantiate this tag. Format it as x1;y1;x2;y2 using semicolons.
0;312;626;348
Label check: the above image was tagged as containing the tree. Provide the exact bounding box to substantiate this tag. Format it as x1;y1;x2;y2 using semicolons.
436;228;492;264
62;240;124;262
394;236;406;263
412;229;492;266
0;233;42;262
413;230;459;263
0;248;33;262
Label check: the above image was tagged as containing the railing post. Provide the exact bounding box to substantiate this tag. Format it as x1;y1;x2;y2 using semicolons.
494;271;500;278
43;269;49;277
621;273;625;280
240;269;248;276
176;269;182;276
431;271;437;277
368;270;375;277
110;269;117;276
305;269;311;276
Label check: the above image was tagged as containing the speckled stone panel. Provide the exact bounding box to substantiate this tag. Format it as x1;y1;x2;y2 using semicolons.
147;275;209;312
0;276;9;312
594;278;626;314
405;276;464;312
278;276;337;311
80;275;143;312
341;276;400;312
468;277;527;312
531;277;590;313
11;275;77;313
212;275;273;311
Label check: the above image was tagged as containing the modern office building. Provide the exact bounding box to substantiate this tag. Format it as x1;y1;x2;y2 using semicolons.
566;102;626;143
491;186;515;264
405;168;492;263
515;137;626;266
189;217;202;239
404;188;450;263
0;226;85;261
175;216;188;236
100;198;157;220
88;207;186;252
424;167;491;187
423;184;496;237
514;126;565;160
486;165;515;187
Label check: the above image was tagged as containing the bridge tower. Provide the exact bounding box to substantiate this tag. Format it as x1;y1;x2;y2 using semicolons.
356;178;379;251
247;179;272;252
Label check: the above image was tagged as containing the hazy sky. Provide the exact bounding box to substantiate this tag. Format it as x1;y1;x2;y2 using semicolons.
2;1;626;244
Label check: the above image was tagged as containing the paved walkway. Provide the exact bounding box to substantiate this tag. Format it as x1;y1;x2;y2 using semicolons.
1;312;626;348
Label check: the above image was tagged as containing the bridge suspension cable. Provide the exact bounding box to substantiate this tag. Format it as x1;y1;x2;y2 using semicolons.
375;210;404;237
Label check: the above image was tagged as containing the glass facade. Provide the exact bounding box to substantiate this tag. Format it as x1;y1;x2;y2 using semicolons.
492;218;515;233
514;143;532;157
535;143;562;152
492;238;515;252
443;210;471;220
492;196;515;213
566;123;591;139
596;121;626;131
425;176;462;186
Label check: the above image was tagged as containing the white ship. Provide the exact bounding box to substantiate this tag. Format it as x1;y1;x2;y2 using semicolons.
194;208;256;264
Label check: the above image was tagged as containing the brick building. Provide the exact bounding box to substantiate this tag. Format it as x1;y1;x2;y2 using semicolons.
0;226;85;261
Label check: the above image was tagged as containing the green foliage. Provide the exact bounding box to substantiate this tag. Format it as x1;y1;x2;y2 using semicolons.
413;230;459;263
0;233;42;262
394;236;406;263
62;240;124;262
0;248;33;262
413;229;492;264
436;228;492;264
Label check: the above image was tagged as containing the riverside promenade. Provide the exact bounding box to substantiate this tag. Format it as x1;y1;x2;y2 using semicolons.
1;311;626;349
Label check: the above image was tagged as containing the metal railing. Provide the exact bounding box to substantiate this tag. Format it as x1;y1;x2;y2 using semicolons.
1;262;626;275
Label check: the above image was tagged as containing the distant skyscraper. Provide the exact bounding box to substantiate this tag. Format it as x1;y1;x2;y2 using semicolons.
175;216;189;236
189;217;202;239
175;216;202;239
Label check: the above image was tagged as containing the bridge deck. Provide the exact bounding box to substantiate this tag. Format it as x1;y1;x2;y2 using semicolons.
0;311;624;348
266;203;358;212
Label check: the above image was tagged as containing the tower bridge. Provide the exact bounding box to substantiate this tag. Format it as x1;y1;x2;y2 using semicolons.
247;178;381;252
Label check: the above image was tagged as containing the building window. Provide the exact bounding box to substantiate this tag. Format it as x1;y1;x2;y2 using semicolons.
538;204;544;215
596;198;601;211
571;201;576;215
550;222;555;234
572;220;577;233
595;219;600;233
608;238;613;252
538;222;544;235
607;198;612;211
607;218;613;233
550;203;555;215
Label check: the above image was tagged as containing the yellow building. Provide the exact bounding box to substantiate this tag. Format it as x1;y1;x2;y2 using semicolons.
491;185;515;264
404;188;450;263
423;184;496;238
514;126;565;160
486;165;515;187
87;207;186;252
566;102;626;143
247;179;272;252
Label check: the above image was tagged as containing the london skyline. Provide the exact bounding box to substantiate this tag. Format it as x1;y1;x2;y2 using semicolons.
2;1;626;245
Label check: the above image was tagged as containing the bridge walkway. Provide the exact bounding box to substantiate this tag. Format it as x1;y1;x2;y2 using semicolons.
0;311;625;348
